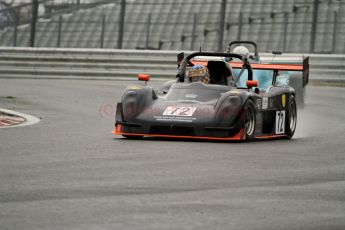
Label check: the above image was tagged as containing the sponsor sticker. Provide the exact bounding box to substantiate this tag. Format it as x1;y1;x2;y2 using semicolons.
154;115;196;122
127;85;142;90
282;94;286;108
230;90;240;95
163;106;197;117
256;99;262;110
262;97;268;110
185;94;198;99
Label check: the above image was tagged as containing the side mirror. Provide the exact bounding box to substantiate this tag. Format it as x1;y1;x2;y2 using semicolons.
138;74;150;82
246;80;258;88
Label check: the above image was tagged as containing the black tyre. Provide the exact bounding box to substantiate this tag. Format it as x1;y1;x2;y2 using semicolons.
285;95;297;138
243;100;256;140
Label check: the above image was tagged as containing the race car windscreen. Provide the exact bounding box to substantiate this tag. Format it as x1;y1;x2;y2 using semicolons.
165;85;228;102
233;69;290;90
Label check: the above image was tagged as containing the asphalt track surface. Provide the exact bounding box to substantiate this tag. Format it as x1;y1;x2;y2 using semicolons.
0;79;345;230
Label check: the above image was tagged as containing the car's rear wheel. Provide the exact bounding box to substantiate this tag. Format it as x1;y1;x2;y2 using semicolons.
243;100;256;140
285;95;297;138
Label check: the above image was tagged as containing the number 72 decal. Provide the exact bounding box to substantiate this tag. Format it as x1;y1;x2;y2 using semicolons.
163;106;197;117
275;111;285;134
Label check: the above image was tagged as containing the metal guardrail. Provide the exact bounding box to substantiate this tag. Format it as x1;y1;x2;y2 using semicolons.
0;47;343;82
1;0;344;53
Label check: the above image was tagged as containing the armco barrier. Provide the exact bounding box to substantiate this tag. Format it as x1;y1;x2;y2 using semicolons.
0;47;344;82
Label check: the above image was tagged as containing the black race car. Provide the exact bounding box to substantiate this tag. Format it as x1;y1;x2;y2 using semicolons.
113;50;307;141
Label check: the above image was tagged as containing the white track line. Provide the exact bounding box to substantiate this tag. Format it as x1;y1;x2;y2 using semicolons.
0;108;40;128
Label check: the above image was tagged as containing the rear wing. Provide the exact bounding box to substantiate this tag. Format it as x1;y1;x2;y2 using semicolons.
230;56;309;87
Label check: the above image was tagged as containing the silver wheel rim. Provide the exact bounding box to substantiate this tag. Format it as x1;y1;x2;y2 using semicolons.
245;106;255;136
289;101;297;131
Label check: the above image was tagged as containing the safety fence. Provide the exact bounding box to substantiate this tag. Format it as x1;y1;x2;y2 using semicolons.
0;0;344;53
0;47;343;82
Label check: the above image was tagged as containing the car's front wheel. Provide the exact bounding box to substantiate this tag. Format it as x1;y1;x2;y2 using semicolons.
243;100;256;140
285;95;297;138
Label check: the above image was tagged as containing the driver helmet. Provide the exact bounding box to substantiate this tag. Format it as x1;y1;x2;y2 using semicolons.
232;46;250;57
188;64;210;84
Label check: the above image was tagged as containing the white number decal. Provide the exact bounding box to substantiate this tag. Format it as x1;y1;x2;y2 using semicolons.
275;111;285;134
163;106;196;117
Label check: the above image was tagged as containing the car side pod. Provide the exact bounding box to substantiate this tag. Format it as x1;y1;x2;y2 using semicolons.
138;74;151;83
246;80;258;88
